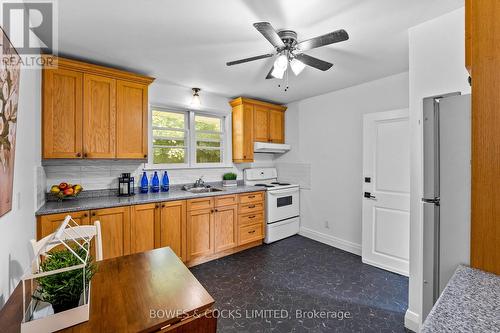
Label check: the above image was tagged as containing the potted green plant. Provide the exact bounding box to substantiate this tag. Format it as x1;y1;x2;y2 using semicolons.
33;246;96;313
222;172;238;187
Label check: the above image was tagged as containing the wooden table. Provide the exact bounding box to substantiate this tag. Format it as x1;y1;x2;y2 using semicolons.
0;247;216;333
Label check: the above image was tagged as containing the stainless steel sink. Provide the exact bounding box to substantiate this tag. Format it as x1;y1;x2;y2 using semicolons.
183;187;223;193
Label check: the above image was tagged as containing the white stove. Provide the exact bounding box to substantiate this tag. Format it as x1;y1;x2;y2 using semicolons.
244;168;300;243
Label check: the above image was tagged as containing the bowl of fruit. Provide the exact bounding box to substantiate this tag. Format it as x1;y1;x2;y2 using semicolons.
50;183;83;201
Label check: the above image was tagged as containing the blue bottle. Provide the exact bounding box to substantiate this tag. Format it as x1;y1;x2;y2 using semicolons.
161;171;170;192
140;172;149;193
151;171;160;193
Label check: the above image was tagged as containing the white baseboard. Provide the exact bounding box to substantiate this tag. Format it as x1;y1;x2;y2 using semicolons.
361;258;409;277
404;309;420;333
299;227;362;256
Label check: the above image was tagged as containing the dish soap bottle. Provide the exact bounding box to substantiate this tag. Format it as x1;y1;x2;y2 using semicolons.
140;172;149;193
151;171;160;193
161;171;170;192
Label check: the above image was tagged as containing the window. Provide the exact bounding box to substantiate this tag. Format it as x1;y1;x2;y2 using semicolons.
150;107;227;167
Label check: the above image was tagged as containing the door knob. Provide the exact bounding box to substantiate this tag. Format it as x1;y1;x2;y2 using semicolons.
364;192;376;199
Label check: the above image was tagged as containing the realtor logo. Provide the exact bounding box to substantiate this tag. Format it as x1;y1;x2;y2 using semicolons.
2;0;56;55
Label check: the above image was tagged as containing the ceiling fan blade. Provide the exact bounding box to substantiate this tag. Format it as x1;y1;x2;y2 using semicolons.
253;22;285;49
294;53;333;71
266;66;275;79
297;29;349;52
226;53;274;66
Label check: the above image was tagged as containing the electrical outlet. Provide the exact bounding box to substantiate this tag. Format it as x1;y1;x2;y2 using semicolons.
324;220;330;229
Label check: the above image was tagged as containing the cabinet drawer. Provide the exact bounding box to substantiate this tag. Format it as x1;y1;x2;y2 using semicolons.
187;197;214;211
239;223;263;245
215;194;238;207
239;211;264;226
239;202;264;215
239;192;264;204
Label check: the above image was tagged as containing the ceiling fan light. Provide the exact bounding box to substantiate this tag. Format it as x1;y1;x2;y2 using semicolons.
290;58;306;75
271;67;286;79
274;54;288;71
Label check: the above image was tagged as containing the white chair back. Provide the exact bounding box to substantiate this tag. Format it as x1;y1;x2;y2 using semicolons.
30;218;103;271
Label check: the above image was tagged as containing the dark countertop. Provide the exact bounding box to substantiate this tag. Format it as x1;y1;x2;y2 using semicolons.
36;183;264;216
421;265;500;333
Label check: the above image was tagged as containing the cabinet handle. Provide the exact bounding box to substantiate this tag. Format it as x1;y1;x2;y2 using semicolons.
248;195;255;199
155;204;159;208
248;230;256;234
84;153;88;158
248;215;256;219
83;213;88;217
144;154;147;158
161;204;165;208
76;152;82;157
92;212;96;217
215;209;218;212
248;205;256;209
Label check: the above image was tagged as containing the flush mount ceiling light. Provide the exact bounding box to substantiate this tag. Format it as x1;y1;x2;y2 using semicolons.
226;22;349;90
190;88;201;108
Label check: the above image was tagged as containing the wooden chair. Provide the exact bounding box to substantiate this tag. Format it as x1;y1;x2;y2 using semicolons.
30;216;103;271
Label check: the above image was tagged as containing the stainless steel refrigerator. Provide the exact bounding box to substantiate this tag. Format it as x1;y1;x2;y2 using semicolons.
422;93;471;320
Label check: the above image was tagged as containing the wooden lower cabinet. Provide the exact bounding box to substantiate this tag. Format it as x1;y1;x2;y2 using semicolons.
131;203;158;254
90;206;131;260
214;205;238;252
160;200;187;261
187;207;215;261
37;210;90;240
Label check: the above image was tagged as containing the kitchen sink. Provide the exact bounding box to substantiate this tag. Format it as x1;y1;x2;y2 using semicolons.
183;187;223;193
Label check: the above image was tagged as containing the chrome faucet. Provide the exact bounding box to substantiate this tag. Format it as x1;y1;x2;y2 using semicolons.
194;176;205;188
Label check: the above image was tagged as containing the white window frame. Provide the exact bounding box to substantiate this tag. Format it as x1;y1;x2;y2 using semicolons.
147;105;232;170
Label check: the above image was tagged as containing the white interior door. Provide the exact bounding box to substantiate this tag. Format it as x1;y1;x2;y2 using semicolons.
362;109;410;276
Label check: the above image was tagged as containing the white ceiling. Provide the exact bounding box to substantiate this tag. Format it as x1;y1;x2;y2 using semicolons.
54;0;463;104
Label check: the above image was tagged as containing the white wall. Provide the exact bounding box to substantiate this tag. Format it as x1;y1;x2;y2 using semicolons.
405;7;471;332
276;72;409;254
0;66;41;309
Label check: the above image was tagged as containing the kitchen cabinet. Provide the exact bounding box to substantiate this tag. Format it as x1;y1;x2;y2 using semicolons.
42;67;83;159
214;205;238;252
187;206;215;260
237;192;265;246
130;203;158;254
230;97;287;163
159;200;187;261
90;206;131;260
468;0;500;275
83;74;116;158
42;56;154;160
37;210;90;240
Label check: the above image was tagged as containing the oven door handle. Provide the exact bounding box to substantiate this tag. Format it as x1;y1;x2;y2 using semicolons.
268;188;299;195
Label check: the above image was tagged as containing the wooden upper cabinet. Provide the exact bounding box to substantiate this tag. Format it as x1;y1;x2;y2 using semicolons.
230;97;287;163
254;105;270;142
269;109;285;143
42;68;83;159
160;200;187;261
42;56;154;160
83;74;116;158
91;206;131;260
116;80;148;159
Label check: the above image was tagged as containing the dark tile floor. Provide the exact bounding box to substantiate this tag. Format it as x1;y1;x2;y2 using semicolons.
191;235;409;333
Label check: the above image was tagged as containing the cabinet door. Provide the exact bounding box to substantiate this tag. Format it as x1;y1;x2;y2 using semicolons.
160;200;187;261
232;103;254;162
37;210;90;240
83;74;116;158
214;205;238;252
269;109;285;143
130;203;158;254
91;206;130;260
42;68;83;159
187;208;214;260
116;80;148;159
253;105;270;142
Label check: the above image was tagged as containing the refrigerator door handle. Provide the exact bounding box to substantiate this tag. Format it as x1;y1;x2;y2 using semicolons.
422;197;441;206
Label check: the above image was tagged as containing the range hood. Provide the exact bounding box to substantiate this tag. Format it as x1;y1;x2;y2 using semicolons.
254;142;291;154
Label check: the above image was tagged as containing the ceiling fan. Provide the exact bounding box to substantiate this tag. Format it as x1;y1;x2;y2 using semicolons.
226;22;349;82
